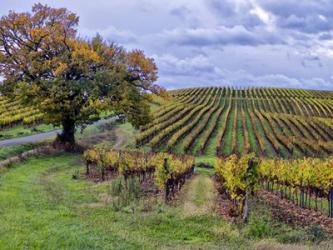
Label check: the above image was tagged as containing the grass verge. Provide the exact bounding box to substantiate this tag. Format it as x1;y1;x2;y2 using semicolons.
1;156;331;249
0;124;56;141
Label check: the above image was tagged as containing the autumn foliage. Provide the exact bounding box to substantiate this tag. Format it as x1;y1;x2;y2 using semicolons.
83;149;195;201
0;3;163;147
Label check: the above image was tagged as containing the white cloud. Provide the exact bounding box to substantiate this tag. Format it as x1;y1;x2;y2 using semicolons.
153;54;214;75
318;15;327;22
249;1;276;32
79;26;137;44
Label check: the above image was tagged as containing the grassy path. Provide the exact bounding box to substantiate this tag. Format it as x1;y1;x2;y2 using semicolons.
180;168;217;216
113;123;136;150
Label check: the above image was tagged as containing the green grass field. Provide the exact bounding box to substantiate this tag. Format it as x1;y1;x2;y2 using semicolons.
0;154;331;249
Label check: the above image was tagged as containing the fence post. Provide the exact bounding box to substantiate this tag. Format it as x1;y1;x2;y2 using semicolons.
329;187;333;218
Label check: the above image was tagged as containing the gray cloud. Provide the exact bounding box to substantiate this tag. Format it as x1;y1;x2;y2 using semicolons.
259;0;333;34
318;33;332;40
208;0;264;28
0;0;332;90
301;55;323;68
163;26;284;47
277;14;333;33
169;7;191;19
155;53;332;90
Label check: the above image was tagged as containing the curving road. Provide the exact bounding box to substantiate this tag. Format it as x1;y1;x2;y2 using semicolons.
0;117;117;147
0;130;61;147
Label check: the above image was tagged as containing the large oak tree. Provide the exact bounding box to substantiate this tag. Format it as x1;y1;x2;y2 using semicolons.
0;4;162;147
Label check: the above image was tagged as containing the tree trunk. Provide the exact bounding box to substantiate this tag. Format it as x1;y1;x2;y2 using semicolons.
242;191;250;223
165;184;169;203
86;162;90;175
57;118;76;145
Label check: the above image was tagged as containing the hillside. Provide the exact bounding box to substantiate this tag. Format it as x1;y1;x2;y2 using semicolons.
137;87;333;159
0;96;43;127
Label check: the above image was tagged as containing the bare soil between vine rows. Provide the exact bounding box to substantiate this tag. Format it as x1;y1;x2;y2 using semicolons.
257;190;333;235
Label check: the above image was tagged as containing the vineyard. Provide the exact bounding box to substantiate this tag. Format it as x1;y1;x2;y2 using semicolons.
84;149;195;201
215;154;333;220
137;87;333;158
0;96;43;128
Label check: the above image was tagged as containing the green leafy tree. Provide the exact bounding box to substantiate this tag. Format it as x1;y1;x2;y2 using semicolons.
0;4;163;147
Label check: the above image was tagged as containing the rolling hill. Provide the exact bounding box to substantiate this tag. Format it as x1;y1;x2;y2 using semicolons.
137;87;333;159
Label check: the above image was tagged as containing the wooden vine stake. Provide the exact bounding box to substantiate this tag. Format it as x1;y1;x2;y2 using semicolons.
329;187;333;218
300;187;305;209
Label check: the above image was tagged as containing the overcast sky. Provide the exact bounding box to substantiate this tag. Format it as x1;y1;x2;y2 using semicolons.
2;0;333;90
